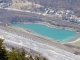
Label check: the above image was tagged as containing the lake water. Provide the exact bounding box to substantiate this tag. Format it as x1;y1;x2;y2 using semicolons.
12;24;79;42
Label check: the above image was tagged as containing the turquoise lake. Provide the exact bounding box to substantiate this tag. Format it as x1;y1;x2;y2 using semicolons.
12;24;79;42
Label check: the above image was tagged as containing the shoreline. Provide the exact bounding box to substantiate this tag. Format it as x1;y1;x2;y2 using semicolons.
11;25;57;42
12;23;80;43
0;7;80;33
69;38;80;43
14;22;79;33
13;22;77;33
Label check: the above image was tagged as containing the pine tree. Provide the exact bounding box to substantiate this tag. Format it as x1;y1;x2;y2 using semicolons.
0;38;47;60
0;38;8;60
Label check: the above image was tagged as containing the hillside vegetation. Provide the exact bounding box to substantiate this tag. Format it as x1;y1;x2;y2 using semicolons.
28;0;80;17
0;38;47;60
0;0;80;16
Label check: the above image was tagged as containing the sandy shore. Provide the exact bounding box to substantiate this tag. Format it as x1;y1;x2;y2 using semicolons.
69;38;80;43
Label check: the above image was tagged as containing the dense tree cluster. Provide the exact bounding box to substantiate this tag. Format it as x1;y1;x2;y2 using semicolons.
0;38;47;60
